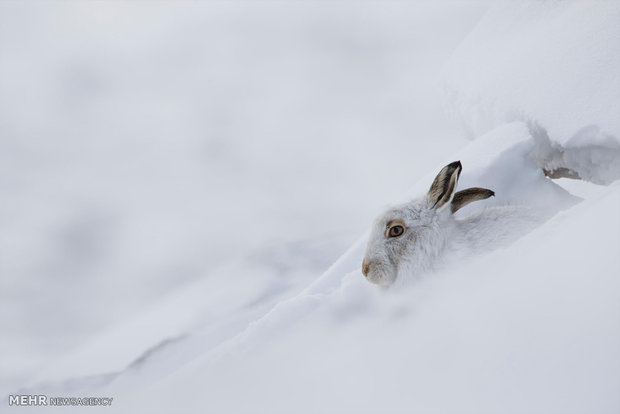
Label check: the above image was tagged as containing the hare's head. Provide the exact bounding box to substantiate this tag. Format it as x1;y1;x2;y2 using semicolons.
362;161;494;287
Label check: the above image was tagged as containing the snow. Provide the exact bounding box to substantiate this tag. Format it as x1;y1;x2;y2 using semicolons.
0;0;486;395
443;0;620;184
120;181;620;414
3;1;620;413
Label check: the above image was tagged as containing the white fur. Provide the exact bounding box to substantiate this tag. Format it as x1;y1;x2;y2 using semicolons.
362;164;540;287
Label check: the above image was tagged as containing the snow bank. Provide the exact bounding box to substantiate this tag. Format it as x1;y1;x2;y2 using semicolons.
443;0;620;184
19;121;574;390
18;121;616;414
109;160;620;414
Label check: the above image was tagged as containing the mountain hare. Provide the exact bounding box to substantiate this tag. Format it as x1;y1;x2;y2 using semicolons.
362;161;538;287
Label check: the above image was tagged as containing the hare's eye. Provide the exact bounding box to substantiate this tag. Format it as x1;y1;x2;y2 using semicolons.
388;225;405;238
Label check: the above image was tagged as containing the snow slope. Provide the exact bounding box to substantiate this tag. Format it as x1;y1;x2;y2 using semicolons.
117;172;620;414
15;121;619;413
5;1;620;413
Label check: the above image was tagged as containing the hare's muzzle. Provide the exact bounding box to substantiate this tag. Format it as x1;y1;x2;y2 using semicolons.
362;258;370;277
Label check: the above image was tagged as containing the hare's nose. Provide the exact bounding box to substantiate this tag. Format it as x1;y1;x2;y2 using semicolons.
362;259;370;277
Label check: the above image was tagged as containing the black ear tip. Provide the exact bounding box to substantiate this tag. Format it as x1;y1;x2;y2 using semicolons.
445;161;462;177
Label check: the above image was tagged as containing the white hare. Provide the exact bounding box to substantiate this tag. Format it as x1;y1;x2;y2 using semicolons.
362;161;539;287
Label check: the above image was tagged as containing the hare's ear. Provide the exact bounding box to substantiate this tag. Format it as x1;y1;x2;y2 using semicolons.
427;161;462;210
450;187;495;213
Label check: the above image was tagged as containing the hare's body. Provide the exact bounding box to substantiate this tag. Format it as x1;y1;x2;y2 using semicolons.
455;205;539;253
362;161;540;287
